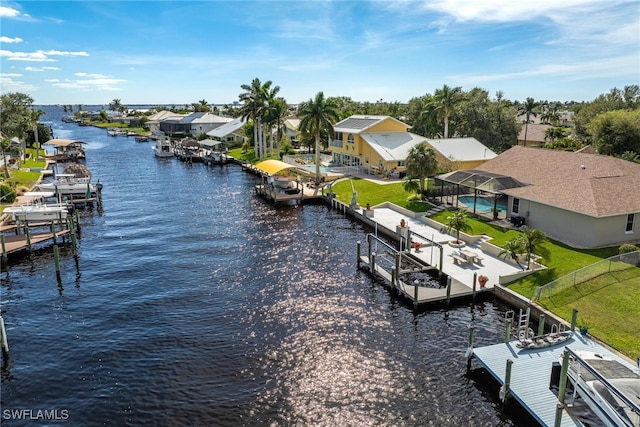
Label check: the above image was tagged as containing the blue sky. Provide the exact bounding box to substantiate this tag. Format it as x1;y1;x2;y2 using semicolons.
1;1;639;106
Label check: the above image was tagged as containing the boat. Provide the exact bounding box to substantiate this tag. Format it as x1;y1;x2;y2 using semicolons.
516;330;573;350
37;174;96;195
566;349;640;427
3;191;69;222
152;139;173;158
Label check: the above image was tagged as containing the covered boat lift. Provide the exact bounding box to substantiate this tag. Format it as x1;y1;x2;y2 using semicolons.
44;139;86;162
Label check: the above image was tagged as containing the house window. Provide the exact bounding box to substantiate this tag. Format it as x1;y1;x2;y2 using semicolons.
397;160;405;167
347;134;354;144
512;198;520;214
626;213;635;233
334;132;343;141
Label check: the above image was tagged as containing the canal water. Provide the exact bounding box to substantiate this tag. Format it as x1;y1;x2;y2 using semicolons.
1;107;529;426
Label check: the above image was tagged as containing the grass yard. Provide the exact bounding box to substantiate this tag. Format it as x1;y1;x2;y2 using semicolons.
329;178;433;213
537;265;640;360
430;208;639;358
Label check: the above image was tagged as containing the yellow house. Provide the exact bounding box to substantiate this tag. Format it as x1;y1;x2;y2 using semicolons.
330;115;424;177
330;115;496;176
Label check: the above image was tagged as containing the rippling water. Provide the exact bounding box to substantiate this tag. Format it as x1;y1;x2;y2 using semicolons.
1;107;527;426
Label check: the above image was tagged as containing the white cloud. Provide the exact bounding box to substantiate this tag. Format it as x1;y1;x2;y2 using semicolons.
0;6;21;17
0;75;37;92
0;49;90;62
26;66;60;72
75;72;108;78
0;36;23;43
0;73;22;77
451;54;638;84
50;74;127;92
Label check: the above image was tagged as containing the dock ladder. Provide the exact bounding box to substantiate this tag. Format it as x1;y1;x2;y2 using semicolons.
517;307;534;341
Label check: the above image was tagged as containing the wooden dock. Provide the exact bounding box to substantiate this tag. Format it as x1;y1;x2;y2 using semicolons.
1;220;75;260
254;184;325;205
471;333;635;426
359;254;482;304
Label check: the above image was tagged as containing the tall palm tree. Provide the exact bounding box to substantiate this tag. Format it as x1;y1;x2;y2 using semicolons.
261;83;281;159
520;226;547;270
518;97;538;146
239;78;266;158
405;143;438;199
433;84;462;138
298;91;339;185
267;97;289;156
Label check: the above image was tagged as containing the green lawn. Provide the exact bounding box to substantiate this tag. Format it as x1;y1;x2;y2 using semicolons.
330;178;433;212
536;265;640;360
430;209;640;358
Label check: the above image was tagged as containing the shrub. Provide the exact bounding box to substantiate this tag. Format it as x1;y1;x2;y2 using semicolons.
0;183;17;203
619;243;639;254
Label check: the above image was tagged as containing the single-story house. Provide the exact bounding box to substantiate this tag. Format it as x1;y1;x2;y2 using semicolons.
190;113;233;136
146;110;187;135
425;137;497;171
440;146;640;248
206;117;247;145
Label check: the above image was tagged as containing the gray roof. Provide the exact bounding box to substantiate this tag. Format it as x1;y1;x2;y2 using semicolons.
206;117;246;138
426;137;497;162
333;115;409;134
361;132;427;162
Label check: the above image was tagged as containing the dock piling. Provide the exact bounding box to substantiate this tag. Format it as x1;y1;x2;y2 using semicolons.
0;315;8;360
1;234;7;264
53;245;62;282
570;309;578;331
356;241;361;270
465;325;475;370
446;275;452;307
472;272;477;303
505;320;512;343
500;359;513;402
538;314;546;336
25;226;32;252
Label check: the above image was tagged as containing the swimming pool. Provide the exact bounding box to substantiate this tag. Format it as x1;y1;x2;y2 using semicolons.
458;196;507;213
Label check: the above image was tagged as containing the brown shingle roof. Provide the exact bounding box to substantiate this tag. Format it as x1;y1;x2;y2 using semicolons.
518;123;551;143
476;146;640;217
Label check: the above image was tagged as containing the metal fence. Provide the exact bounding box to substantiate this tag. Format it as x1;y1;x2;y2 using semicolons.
532;250;640;302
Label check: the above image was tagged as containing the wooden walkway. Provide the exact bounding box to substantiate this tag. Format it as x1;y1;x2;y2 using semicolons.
471;333;637;426
2;230;70;255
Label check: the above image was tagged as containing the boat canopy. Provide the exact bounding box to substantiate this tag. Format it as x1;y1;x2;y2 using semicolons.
44;139;86;146
255;160;296;176
198;139;223;147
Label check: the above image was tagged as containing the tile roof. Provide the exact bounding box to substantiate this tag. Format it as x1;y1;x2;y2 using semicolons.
477;146;640;217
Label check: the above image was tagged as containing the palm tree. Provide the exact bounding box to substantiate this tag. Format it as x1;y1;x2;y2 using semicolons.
298;91;339;185
498;237;526;271
520;226;547;270
239;78;265;159
405;143;438;199
1;136;11;178
433;84;462;138
518;97;538;146
445;209;471;244
267;97;289;156
402;176;420;196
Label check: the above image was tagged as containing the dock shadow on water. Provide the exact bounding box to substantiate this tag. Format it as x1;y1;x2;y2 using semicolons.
2;106;523;426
